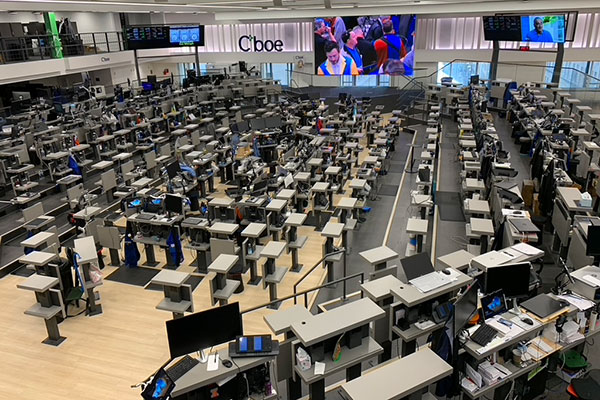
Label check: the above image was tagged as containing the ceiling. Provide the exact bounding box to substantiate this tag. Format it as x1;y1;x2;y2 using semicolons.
1;0;599;19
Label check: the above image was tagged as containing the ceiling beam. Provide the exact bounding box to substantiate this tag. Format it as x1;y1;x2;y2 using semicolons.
215;0;600;20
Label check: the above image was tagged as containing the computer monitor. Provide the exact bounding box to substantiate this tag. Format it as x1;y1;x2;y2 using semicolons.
586;224;600;257
165;161;181;179
147;75;158;84
142;82;154;92
165;194;183;215
144;151;157;170
252;118;266;131
165;302;243;359
480;289;507;320
265;116;282;129
453;283;479;336
400;252;435;281
484;262;530;297
252;180;268;194
12;91;31;101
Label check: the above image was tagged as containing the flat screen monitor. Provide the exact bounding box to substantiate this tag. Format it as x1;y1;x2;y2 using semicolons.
165;161;181;179
587;224;600;257
165;302;243;358
237;120;250;132
400;252;434;281
453;283;478;336
482;16;521;41
485;262;530;297
313;15;417;76
12;91;32;101
170;26;202;46
126;25;205;50
482;15;566;43
142;82;154;91
252;118;267;131
252;180;269;193
165;194;183;215
521;15;565;43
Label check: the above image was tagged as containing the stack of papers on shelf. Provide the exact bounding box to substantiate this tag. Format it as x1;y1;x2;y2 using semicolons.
557;294;595;311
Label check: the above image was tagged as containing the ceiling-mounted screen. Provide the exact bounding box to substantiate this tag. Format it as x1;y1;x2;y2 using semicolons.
482;15;566;43
313;15;416;76
125;25;204;50
521;15;565;43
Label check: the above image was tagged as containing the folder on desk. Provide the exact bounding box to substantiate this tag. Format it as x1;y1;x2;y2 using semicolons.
509;218;540;233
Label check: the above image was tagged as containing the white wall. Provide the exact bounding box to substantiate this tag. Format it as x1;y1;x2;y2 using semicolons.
55;12;121;33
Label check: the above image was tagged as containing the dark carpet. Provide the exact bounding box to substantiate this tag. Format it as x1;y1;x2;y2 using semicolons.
436;191;466;222
105;266;160;287
10;265;35;277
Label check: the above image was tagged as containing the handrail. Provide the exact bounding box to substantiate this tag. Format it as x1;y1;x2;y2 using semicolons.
242;271;365;313
293;248;346;304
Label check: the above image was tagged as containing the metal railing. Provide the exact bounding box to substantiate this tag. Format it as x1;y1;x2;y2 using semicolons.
0;31;124;64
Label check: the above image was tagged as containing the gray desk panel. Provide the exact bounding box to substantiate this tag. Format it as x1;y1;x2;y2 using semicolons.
340;348;452;400
290;298;384;347
390;270;472;308
264;305;313;335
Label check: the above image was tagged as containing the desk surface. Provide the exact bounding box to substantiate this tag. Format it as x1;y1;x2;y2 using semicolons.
284;213;307;227
20;231;53;248
337;197;358;209
437;249;474;271
359;246;398;266
264;304;313;335
361;275;403;302
172;349;275;397
340;348;452;400
151;269;191;287
276;189;296;200
312;182;330;192
391;269;472;307
17;274;59;292
18;251;57;267
261;241;287;258
209;222;239;235
266;199;287;212
207;254;239;274
290;298;384;347
241;223;266;238
321;221;344;238
209;197;234;207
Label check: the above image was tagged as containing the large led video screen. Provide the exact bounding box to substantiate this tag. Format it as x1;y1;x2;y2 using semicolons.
313;15;416;76
521;15;565;43
483;15;565;43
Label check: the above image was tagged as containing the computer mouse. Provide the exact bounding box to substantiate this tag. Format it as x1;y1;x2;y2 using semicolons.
222;359;232;368
521;317;534;326
442;268;451;275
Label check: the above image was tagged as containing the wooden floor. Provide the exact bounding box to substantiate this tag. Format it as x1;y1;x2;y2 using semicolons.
0;124;381;400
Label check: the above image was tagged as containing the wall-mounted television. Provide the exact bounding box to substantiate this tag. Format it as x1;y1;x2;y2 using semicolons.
313;15;416;76
126;25;205;50
482;15;566;43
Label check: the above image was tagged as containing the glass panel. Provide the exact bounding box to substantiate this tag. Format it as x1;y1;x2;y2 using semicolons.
449;62;477;86
477;63;491;81
378;74;391;87
355;75;377;87
271;63;289;86
436;61;452;84
341;75;353;86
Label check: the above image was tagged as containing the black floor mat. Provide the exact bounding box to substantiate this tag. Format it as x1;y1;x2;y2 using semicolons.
105;266;160;287
10;265;35;277
379;184;398;196
146;275;204;292
436;191;466;222
304;212;331;229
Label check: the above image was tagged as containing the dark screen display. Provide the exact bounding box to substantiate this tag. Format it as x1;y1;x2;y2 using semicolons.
485;263;530;297
454;283;478;336
165;302;242;358
126;25;204;50
482;16;521;41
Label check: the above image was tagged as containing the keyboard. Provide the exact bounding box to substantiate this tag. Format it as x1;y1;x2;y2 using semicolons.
409;272;451;293
470;324;499;346
166;355;199;382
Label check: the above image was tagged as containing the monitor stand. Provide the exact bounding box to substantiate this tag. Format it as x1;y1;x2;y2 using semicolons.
198;348;209;364
508;298;523;316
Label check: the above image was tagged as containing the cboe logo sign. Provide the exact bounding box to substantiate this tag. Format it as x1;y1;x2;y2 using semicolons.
238;35;283;52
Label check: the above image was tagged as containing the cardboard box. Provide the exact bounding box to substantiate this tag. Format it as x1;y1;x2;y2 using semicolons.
522;180;535;208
